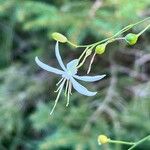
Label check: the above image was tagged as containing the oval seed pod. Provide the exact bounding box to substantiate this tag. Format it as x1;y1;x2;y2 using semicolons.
125;33;138;45
98;135;110;145
51;32;68;43
95;43;107;55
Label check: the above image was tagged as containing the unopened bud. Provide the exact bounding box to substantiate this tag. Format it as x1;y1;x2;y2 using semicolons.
51;32;68;43
125;33;138;45
95;43;107;55
98;135;110;145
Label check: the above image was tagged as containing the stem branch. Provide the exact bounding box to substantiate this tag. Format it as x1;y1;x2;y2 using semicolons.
109;140;135;145
128;135;150;150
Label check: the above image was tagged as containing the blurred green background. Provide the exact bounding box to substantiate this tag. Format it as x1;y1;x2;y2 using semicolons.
0;0;150;150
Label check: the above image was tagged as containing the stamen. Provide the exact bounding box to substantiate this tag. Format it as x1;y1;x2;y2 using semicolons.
87;52;96;74
50;79;66;115
66;89;70;107
69;82;72;95
54;84;62;92
65;80;69;96
55;78;64;92
56;78;64;86
66;81;72;106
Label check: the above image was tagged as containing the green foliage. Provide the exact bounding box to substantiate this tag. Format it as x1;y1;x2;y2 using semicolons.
0;0;150;149
0;64;45;149
30;99;111;150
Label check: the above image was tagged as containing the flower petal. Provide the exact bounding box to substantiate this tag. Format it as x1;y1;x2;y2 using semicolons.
70;77;97;96
35;57;64;75
67;59;79;69
66;59;79;75
55;41;66;71
73;74;106;82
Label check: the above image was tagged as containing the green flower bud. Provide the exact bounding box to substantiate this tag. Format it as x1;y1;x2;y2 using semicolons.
98;135;110;145
95;43;107;55
51;32;68;43
125;33;138;45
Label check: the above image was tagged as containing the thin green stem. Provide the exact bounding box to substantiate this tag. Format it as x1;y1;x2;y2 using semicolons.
128;135;150;150
114;17;150;37
114;24;133;37
67;40;78;47
77;37;124;70
109;140;135;145
138;24;150;36
132;16;150;26
78;46;89;62
67;17;150;48
67;28;124;48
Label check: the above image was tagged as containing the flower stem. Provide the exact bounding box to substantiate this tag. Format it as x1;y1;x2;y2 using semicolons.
109;139;135;145
138;24;150;36
128;135;150;150
67;17;150;48
67;40;78;47
78;47;89;62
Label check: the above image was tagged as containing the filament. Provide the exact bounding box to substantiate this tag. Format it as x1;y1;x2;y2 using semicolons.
69;82;72;95
66;81;72;106
65;80;69;96
50;79;66;115
55;78;64;92
56;78;64;86
54;83;62;92
87;52;96;74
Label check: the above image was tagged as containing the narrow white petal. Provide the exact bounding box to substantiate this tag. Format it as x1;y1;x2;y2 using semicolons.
35;57;63;75
66;59;79;75
70;77;97;96
55;42;67;71
73;74;106;82
66;59;79;69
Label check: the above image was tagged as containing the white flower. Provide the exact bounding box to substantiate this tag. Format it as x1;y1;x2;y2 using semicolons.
35;42;106;114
